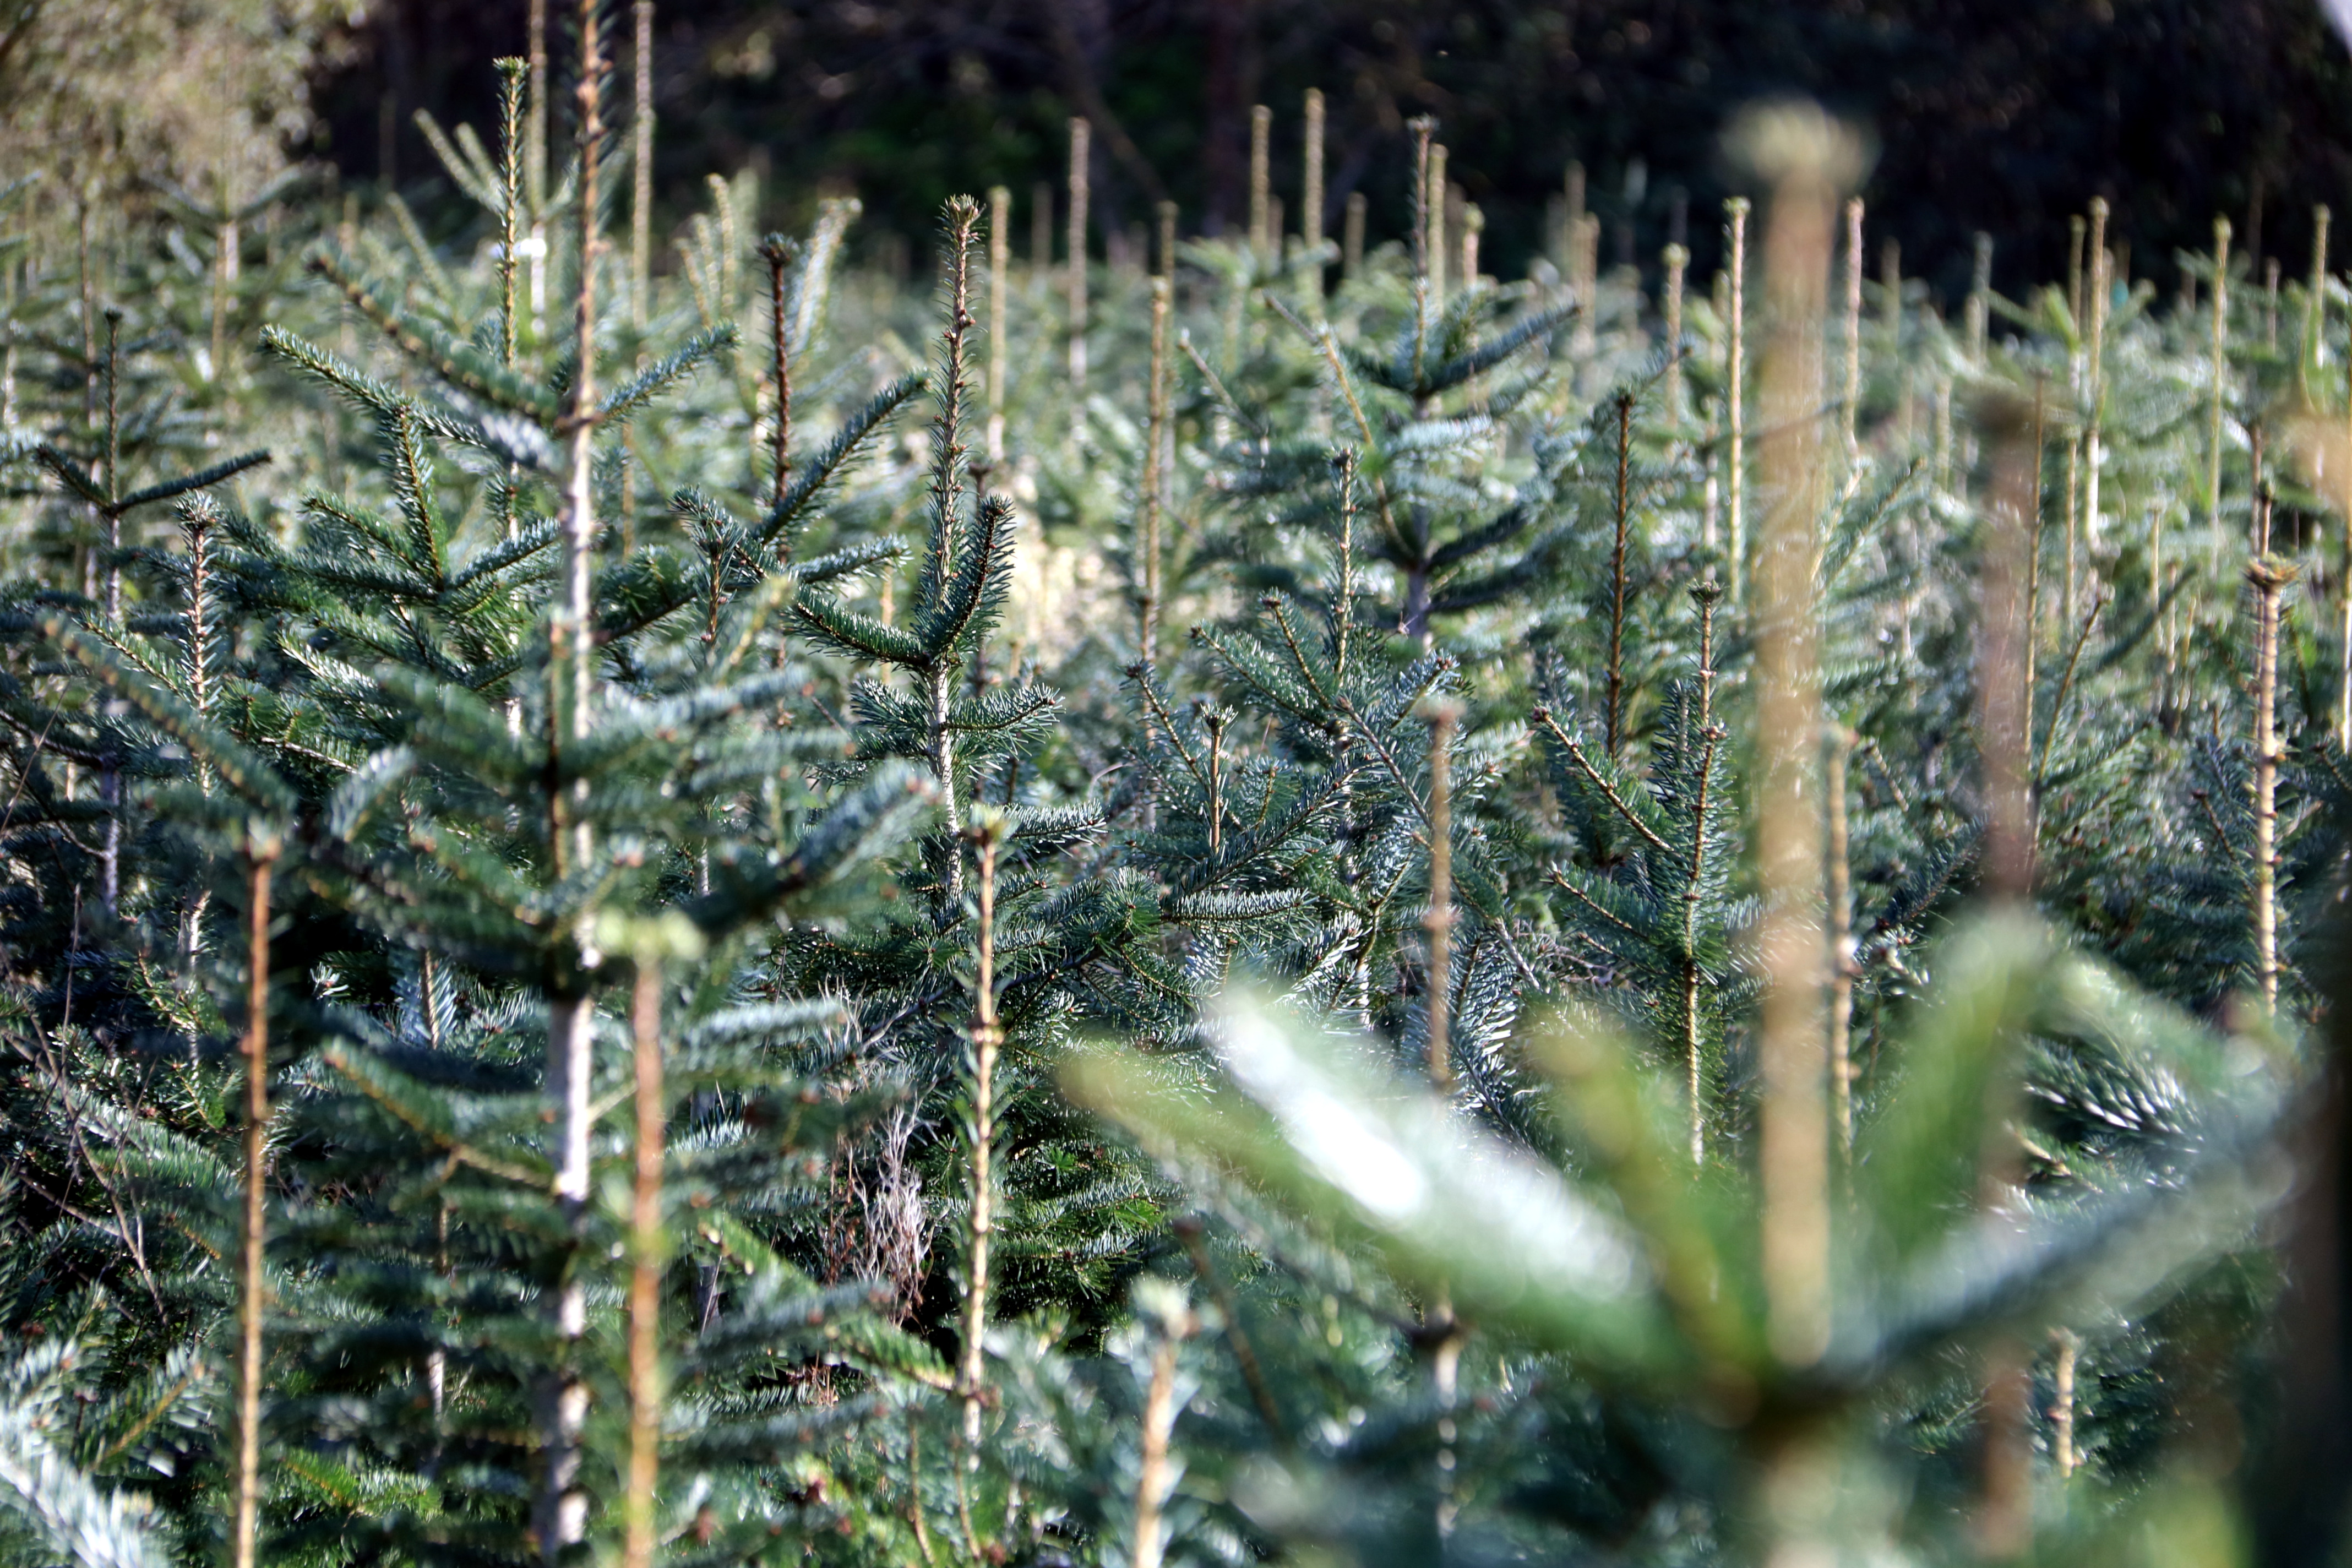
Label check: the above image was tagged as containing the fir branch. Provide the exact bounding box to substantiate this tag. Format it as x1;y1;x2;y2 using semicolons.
1533;705;1670;854
308;247;563;423
597;324;739;425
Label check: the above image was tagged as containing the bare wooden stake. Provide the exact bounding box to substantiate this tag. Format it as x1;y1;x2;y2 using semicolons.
1572;211;1600;356
1726;197;1750;603
2307;205;2332;407
2084;199;2110;551
539;8;608;1556
2250;479;2295;1016
1423;698;1461;1090
1248;104;1272;263
496;60;525;375
1826;724;1856;1162
1131;1304;1196;1568
1302;88;1325;301
1981;393;2039;902
1139;277;1170;667
1067;118;1090;389
1663;243;1688;426
960;815;1010;1450
760;233;794;521
2067;213;2086;329
2051;1329;2081;1478
1684;582;1724;1164
1422;688;1466;1531
987;185;1010;466
1842;196;1864;458
526;0;550;332
230;841;279;1568
623;954;668;1568
630;1;653;334
2210;217;2234;560
1427;141;1449;304
1605;391;1636;758
2341;226;2352;752
1968;231;1994;364
1745;106;1858;1371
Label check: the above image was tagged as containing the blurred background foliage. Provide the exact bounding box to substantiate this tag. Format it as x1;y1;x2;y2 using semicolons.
0;0;366;223
313;0;2352;301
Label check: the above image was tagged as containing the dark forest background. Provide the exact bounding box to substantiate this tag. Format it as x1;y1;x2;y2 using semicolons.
329;1;2352;320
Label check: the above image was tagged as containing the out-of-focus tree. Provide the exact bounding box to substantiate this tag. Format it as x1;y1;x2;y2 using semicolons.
0;0;367;231
324;0;2352;302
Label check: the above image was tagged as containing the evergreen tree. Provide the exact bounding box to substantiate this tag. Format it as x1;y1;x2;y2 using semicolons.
0;39;2342;1568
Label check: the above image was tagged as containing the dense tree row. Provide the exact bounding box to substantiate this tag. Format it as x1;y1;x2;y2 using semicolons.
0;10;2344;1567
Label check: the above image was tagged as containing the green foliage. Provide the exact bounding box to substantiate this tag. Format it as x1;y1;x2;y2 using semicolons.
0;34;2342;1568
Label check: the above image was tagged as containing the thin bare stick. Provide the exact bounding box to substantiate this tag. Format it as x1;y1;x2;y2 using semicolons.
1725;197;1750;602
907;1414;938;1565
1842;196;1863;458
231;841;278;1568
2064;432;2079;630
1066;118;1090;390
1745;106;1856;1371
2027;377;2046;734
2307;205;2332;407
496;59;525;372
1683;582;1724;1164
2050;1329;2081;1478
630;1;652;335
1248;104;1272;263
2249;499;2295;1015
2209;217;2233;563
559;0;606;739
761;233;794;522
2343;244;2352;750
1139;277;1170;667
1605;391;1636;758
2083;199;2109;552
1572;211;1599;357
1131;1305;1196;1568
924;199;983;901
960;816;1008;1449
1826;724;1855;1162
527;0;550;330
99;312;121;923
527;0;548;217
539;8;607;1559
2067;215;2086;329
987;185;1010;465
1422;698;1461;1090
623;956;667;1568
1302;89;1325;303
1981;394;2039;901
1662;243;1688;427
494;59;527;545
1968;232;1994;364
1427;141;1449;306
